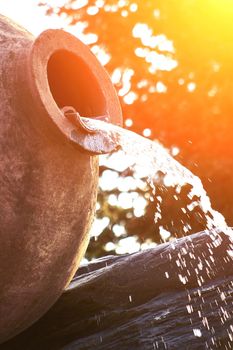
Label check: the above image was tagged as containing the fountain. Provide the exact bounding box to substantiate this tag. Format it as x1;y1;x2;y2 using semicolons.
0;14;232;349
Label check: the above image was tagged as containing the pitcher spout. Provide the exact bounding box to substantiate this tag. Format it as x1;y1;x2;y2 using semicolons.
61;106;121;155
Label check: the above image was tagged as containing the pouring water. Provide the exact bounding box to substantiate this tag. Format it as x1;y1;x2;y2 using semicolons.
82;116;232;244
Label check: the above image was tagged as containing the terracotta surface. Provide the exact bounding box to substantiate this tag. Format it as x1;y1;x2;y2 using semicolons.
0;15;122;343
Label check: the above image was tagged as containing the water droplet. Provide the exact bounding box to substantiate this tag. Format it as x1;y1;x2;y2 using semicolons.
193;328;202;337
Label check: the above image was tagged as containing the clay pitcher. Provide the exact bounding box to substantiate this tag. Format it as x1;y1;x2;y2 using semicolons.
0;15;122;343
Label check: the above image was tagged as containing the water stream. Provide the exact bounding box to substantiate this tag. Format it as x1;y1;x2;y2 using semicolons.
83;117;232;239
78;118;233;348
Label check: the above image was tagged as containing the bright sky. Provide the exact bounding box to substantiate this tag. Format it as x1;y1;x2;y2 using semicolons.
0;0;62;35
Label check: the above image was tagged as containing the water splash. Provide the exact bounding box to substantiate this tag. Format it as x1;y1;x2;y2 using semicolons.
83;117;231;240
80;117;233;349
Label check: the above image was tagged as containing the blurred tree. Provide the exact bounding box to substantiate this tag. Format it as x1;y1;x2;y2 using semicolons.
39;0;233;258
